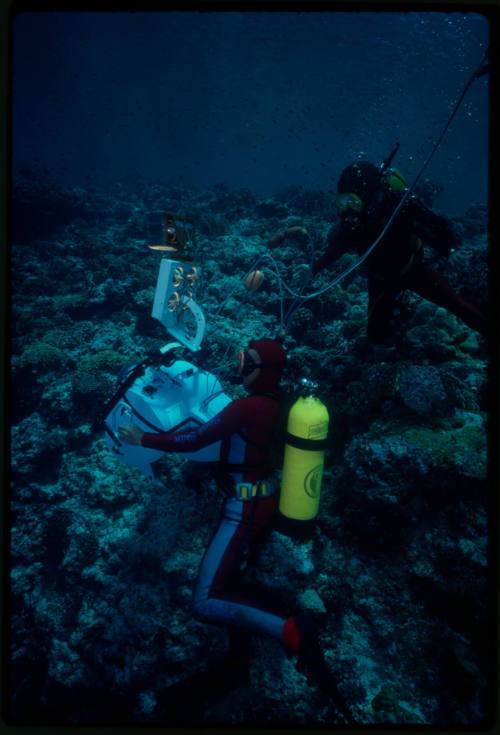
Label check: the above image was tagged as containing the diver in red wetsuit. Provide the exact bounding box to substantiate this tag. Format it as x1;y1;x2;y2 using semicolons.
311;161;487;345
118;338;305;650
118;337;352;720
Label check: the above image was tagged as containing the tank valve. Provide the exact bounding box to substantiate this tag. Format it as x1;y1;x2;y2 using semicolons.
300;378;318;396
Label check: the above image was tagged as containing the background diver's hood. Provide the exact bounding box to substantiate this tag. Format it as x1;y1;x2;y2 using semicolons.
247;338;286;395
338;161;381;203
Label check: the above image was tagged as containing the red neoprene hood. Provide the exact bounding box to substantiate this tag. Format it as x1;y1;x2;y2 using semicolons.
248;338;286;394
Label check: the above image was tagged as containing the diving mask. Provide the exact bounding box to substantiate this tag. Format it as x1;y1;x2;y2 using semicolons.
335;192;364;215
238;341;285;377
238;348;259;377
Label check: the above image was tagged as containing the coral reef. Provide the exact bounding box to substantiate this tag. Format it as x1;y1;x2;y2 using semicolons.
8;176;490;727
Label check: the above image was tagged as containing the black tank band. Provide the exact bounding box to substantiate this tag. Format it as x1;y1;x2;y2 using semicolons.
285;432;329;451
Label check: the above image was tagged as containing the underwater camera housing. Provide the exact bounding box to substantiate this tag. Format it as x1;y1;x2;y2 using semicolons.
152;258;205;351
103;342;231;481
101;213;230;481
148;212;205;351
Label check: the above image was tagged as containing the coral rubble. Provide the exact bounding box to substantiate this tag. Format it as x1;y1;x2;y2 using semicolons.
8;176;490;726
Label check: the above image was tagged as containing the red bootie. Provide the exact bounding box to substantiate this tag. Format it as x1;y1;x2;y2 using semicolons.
282;616;301;652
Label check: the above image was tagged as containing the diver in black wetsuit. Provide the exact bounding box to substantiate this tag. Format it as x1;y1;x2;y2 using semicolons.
309;160;487;345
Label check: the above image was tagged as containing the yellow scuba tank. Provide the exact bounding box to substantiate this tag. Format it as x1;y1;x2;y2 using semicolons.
379;142;407;192
381;167;407;192
279;379;329;523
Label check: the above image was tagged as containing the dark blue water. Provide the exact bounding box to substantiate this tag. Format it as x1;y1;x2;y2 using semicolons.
11;11;489;215
8;10;492;727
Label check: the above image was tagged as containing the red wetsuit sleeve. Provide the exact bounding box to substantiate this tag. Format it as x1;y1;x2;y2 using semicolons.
141;399;247;452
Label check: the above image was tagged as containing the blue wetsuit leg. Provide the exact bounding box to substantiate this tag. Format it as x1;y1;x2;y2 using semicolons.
192;495;287;643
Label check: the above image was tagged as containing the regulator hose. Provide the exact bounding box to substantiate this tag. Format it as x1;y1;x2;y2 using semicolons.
208;46;489;358
278;45;490;303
